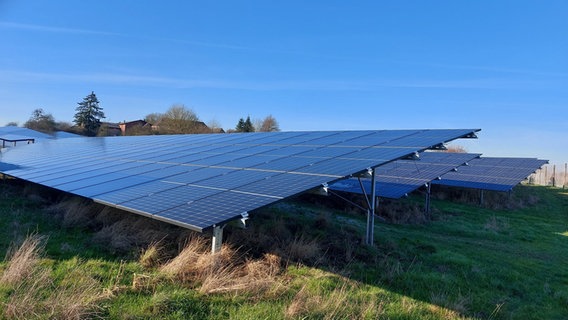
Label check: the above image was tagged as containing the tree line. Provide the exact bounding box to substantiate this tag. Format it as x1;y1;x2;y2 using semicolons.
9;91;280;136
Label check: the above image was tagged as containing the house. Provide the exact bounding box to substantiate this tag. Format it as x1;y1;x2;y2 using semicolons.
119;120;151;135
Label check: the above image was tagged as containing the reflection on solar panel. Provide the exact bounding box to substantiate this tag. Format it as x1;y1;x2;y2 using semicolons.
432;157;548;191
0;127;82;149
329;152;481;199
0;127;52;141
0;129;479;232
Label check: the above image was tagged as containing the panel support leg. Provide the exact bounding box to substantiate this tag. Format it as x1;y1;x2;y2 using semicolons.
366;168;376;246
425;183;432;219
212;225;224;253
479;189;484;206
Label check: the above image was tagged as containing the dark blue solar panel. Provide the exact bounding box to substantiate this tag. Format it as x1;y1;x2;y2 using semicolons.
215;155;280;168
330;179;420;199
232;145;281;155
73;175;157;197
119;185;222;215
32;161;144;183
335;130;415;146
294;158;384;176
260;146;316;156
193;170;277;189
94;180;182;204
191;153;247;166
295;131;370;146
433;157;547;191
0;129;480;231
234;173;329;197
328;152;481;199
298;147;360;158
54;172;149;191
251;157;317;172
162;167;236;185
155;191;278;231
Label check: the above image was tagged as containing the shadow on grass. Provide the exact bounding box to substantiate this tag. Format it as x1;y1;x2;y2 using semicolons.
224;185;568;319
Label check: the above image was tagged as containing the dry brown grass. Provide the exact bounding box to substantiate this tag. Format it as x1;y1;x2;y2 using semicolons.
286;235;321;263
285;279;381;319
159;236;283;296
139;241;166;269
47;198;101;228
0;234;108;319
0;234;45;286
378;200;426;224
47;196;195;255
4;268;108;320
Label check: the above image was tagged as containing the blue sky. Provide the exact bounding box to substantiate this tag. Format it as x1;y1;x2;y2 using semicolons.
1;1;567;165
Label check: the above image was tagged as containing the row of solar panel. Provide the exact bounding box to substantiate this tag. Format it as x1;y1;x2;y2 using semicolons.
0;129;480;231
329;154;548;198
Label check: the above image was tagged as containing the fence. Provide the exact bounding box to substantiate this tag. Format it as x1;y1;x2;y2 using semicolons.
528;163;568;188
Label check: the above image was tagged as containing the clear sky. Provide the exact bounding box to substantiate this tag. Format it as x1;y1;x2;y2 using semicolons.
1;1;567;165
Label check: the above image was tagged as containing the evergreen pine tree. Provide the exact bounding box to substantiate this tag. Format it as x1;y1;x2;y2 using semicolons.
243;116;254;132
235;118;245;132
74;91;105;136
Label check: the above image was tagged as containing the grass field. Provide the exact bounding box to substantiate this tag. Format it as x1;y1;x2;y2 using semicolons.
0;181;566;319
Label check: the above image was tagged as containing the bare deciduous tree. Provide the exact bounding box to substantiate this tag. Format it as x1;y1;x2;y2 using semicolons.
146;104;206;134
24;108;56;134
259;115;280;132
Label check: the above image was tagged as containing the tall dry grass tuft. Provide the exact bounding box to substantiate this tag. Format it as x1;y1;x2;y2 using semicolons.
286;235;321;263
200;252;283;295
139;241;166;269
45;269;108;319
3;266;51;319
47;198;102;228
1;234;108;319
159;235;210;282
0;234;45;286
4;268;107;320
159;237;283;296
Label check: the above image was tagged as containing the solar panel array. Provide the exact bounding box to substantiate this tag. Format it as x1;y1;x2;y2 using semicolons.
329;152;481;199
0;129;478;231
0;127;53;141
432;157;548;191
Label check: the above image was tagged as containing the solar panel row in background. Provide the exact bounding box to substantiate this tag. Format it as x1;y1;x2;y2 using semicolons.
328;152;481;199
0;129;479;231
432;157;548;191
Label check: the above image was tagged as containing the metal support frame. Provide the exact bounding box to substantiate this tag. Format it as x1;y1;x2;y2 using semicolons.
365;168;377;245
479;189;485;206
211;225;225;253
425;182;432;218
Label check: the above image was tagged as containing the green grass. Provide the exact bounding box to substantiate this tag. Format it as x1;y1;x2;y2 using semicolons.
0;182;566;319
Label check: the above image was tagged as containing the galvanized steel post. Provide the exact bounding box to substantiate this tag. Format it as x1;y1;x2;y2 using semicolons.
212;225;224;253
366;168;376;245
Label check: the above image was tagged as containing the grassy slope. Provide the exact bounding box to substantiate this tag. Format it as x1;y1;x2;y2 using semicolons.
0;183;566;319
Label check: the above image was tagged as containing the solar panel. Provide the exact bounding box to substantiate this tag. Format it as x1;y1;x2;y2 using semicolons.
329;152;481;199
0;129;479;232
0;127;53;140
432;157;548;191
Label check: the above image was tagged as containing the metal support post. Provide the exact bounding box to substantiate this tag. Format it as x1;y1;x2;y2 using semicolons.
425;183;432;218
479;189;484;206
552;165;556;187
211;225;224;253
562;162;568;189
366;168;376;245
